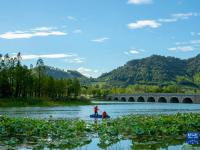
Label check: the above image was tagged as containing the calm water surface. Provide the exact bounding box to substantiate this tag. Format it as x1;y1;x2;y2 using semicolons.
0;102;200;120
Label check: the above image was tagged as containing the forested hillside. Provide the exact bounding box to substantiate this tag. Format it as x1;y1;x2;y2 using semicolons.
98;54;200;87
43;66;91;85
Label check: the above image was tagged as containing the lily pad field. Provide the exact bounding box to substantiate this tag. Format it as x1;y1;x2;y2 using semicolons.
0;113;200;149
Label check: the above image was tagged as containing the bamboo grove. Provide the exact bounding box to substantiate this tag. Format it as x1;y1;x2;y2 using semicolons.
0;53;81;99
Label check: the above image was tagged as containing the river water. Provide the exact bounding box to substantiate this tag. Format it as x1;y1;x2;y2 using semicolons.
1;102;200;150
0;102;200;120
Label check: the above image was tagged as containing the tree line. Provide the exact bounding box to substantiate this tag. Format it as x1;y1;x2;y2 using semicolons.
85;76;200;98
1;53;200;100
0;53;81;99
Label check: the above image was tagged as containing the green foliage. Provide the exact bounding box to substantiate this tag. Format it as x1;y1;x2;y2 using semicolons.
1;113;199;149
0;116;91;149
107;84;200;94
0;53;82;100
194;73;200;85
95;113;200;143
97;55;200;88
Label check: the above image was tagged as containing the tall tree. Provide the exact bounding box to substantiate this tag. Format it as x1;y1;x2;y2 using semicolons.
72;78;81;98
36;58;45;97
14;52;23;97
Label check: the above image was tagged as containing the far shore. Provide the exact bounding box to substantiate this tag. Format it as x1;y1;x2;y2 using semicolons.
0;97;92;107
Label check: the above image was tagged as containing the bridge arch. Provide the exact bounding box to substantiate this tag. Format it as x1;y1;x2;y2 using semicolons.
107;94;200;104
121;97;126;102
137;96;145;102
128;97;135;102
158;97;167;103
114;97;119;101
182;98;193;103
170;97;179;103
147;97;155;102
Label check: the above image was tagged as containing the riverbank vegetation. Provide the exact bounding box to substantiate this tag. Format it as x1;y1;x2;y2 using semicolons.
0;53;91;106
0;113;199;149
0;98;91;107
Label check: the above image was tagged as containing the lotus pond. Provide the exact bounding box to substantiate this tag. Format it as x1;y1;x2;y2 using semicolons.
0;113;200;150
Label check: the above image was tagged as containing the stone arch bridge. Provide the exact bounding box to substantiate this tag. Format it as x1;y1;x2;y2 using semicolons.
106;93;200;104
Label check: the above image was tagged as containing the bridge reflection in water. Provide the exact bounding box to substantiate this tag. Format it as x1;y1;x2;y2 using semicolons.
107;93;200;104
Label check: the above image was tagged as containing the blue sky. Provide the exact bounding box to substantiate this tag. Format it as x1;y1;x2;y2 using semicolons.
0;0;200;77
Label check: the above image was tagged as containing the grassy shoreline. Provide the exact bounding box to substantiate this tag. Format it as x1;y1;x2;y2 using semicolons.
0;113;199;149
0;98;91;107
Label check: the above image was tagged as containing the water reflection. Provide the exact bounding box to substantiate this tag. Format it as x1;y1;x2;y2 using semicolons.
75;138;200;150
9;138;200;150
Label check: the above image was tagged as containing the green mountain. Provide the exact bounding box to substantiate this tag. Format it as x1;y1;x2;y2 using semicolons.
97;54;200;87
43;66;91;85
39;54;200;87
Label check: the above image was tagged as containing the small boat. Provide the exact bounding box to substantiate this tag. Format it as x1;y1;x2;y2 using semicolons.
90;114;110;118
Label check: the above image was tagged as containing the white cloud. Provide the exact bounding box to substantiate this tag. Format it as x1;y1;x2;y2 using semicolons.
21;53;75;60
31;27;56;31
128;20;161;29
175;42;187;46
91;37;110;43
170;39;200;52
172;12;195;19
34;31;65;37
65;57;85;64
128;12;199;30
72;29;82;34
67;16;77;21
159;12;198;23
190;40;200;45
124;51;130;55
168;47;177;51
77;67;99;77
17;53;85;64
175;39;200;46
0;32;33;39
168;46;194;52
124;48;144;55
158;18;177;23
0;27;66;39
130;50;140;54
128;0;152;5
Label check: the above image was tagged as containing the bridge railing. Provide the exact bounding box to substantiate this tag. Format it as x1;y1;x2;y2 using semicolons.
107;93;200;97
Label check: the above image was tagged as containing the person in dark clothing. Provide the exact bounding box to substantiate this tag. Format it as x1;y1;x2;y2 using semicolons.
94;106;99;116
